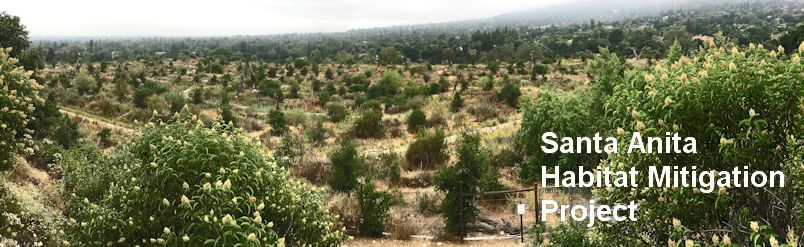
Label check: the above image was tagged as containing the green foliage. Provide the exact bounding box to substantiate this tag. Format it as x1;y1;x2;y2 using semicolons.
497;81;522;107
406;108;428;133
378;46;401;65
434;134;486;236
259;80;283;106
191;87;204;105
0;13;29;58
531;63;548;80
74;72;97;95
478;163;506;193
351;110;384;139
59;145;112;203
274;133;300;168
97;128;113;148
585;48;623;106
517;89;604;183
305;120;327;146
450;93;463;113
405;129;448;169
289;82;300;98
478;76;493;91
167;93;185;114
529;222;604;247
329;138;362;192
389;162;401;185
267;109;287;136
594;42;803;245
62;114;346;246
356;178;393;236
667;39;683;64
27;92;61;139
219;104;236;125
133;88;153;109
326;102;349;122
0;48;41;171
368;71;404;99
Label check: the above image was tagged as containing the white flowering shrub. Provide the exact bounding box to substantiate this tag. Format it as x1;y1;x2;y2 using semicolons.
62;113;346;246
0;178;63;246
594;40;803;245
0;47;43;171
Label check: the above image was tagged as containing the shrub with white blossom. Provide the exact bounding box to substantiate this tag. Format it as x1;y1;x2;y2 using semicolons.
62;111;346;246
0;47;43;171
593;38;803;245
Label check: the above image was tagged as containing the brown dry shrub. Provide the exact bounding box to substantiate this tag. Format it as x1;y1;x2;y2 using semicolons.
328;193;359;235
291;158;331;186
386;208;417;240
400;171;433;188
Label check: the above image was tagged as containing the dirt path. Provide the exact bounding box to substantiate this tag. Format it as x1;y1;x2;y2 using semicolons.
59;106;137;134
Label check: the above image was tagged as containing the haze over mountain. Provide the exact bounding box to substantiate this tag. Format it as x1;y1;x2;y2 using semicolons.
16;0;771;40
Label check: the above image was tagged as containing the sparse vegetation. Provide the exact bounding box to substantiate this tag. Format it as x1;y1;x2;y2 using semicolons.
1;2;802;246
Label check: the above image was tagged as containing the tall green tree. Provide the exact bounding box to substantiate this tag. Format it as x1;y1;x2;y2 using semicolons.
434;134;487;236
0;12;29;58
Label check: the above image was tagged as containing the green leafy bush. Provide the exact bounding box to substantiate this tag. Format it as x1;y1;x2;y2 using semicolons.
529;222;604;247
274;133;301;168
52;117;80;149
517;89;605;183
267;109;287;136
367;71;404;99
478;76;493;91
594;41;803;245
497;81;522;107
59;145;112;203
351;109;384;139
405;129;448;169
74;72;97;95
356;177;393;236
326;102;349;122
27;92;61;140
406;108;428;133
97;128;114;148
0;47;42;171
329;138;362;192
388;162;401;185
450;93;463;113
62;115;346;246
191;87;204;105
305;120;327;146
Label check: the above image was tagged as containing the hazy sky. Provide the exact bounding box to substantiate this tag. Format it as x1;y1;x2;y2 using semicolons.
4;0;576;37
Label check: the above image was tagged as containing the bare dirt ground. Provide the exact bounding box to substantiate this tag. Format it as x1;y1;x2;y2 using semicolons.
59;106;136;134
